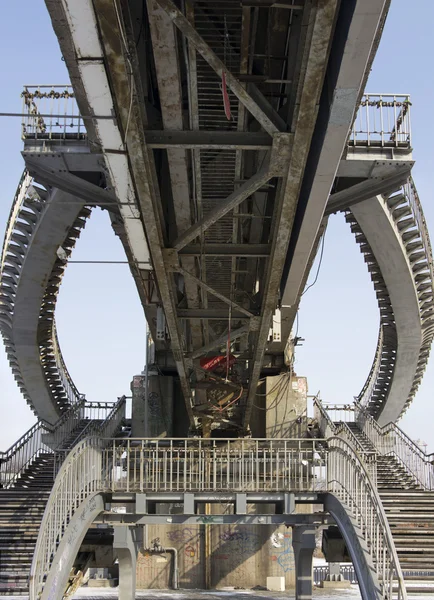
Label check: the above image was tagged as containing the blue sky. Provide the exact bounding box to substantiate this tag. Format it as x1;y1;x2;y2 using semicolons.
1;1;433;451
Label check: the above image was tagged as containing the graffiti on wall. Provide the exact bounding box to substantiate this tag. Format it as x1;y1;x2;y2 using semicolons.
218;528;259;554
270;532;294;572
166;528;203;544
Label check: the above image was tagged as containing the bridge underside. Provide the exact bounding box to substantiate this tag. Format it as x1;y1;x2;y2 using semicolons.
2;0;432;432
36;0;396;434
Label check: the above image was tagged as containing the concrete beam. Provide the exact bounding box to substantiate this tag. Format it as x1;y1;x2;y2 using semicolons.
91;0;196;424
281;0;390;309
97;513;332;526
147;0;203;350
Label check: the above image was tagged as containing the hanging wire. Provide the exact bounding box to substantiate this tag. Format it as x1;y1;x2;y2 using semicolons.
301;230;326;297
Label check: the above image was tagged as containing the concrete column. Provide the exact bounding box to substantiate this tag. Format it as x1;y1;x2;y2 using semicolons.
131;374;146;438
265;374;308;438
113;527;142;600
292;526;316;600
131;372;173;437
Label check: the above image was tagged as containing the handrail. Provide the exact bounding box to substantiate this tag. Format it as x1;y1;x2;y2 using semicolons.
405;176;434;283
0;399;126;488
357;325;386;410
29;437;103;600
355;402;434;490
0;421;51;488
327;436;407;599
52;322;82;404
317;398;434;490
350;93;411;148
313;398;377;481
30;434;405;599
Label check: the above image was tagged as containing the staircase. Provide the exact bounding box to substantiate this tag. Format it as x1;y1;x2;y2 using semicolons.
0;454;54;595
0;404;129;596
344;422;434;594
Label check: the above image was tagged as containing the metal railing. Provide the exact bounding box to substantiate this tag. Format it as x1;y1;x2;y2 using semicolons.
327;436;407;599
21;85;85;140
357;326;386;411
30;438;102;600
355;402;434;490
101;437;327;493
0;399;126;488
30;434;405;600
313;564;358;586
315;398;434;490
405;176;434;283
0;421;51;488
51;323;82;404
313;398;377;481
53;398;127;473
350;93;411;147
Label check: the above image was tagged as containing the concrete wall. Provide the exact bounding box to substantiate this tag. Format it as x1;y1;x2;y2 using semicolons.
136;521;298;589
266;375;308;438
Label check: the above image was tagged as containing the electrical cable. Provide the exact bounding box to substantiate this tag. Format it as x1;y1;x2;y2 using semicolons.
301;230;326;297
112;0;134;147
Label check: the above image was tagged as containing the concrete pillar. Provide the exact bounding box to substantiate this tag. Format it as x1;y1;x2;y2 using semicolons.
131;374;146;438
131;372;173;437
292;526;316;600
265;374;308;437
113;527;142;600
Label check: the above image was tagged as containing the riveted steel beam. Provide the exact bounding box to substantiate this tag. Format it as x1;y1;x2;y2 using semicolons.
177;309;250;320
173;134;291;251
190;325;250;359
179;244;271;257
24;159;117;207
243;0;339;429
325;169;412;215
147;0;203;351
153;0;285;135
92;0;196;425
175;265;255;318
144;130;273;150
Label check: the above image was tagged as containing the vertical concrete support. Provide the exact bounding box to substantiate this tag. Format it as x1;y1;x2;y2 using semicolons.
131;374;147;438
131;373;174;437
292;526;316;600
114;527;142;600
265;374;308;438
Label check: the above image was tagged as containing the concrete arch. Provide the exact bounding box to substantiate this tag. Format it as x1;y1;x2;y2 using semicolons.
0;176;88;422
324;493;382;600
40;493;105;600
349;188;434;424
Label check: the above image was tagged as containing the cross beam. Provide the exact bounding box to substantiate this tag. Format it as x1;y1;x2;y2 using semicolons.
144;130;273;150
173;134;291;251
179;244;271;257
153;0;285;135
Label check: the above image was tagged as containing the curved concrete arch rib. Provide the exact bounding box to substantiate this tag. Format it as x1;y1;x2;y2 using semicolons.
324;494;382;600
0;171;87;423
348;180;434;425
